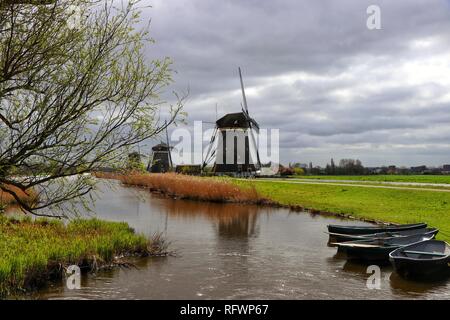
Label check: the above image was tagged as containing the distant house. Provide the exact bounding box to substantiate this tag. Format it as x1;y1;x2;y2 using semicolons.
366;167;383;174
442;165;450;174
397;167;410;175
410;165;427;174
424;167;441;175
387;165;397;174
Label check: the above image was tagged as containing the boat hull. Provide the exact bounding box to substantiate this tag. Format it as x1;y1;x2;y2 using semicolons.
339;246;398;263
327;223;427;235
390;257;450;279
328;228;438;244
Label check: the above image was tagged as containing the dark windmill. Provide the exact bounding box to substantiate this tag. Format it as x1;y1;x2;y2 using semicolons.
147;123;173;173
202;68;261;176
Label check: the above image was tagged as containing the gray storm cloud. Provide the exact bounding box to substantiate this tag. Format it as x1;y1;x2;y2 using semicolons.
138;0;450;167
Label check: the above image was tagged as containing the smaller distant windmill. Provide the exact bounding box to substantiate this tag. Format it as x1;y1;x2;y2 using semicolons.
147;122;173;173
202;68;261;176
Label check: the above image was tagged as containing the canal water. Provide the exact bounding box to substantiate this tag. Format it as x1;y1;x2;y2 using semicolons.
29;180;450;299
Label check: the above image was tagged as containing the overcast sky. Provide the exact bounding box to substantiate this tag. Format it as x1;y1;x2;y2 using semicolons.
140;0;450;167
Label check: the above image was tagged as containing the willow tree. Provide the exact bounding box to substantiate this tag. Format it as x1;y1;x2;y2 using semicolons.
0;0;184;217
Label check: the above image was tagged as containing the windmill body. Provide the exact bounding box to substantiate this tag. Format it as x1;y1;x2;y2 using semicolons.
203;68;261;177
213;112;258;175
147;143;172;173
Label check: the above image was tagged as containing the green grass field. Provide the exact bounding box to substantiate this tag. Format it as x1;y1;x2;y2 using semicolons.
0;217;161;297
234;179;450;242
291;175;450;184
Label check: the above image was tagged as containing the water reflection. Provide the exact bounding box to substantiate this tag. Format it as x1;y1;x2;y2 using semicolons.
389;272;450;298
159;198;261;238
215;210;258;239
153;197;263;294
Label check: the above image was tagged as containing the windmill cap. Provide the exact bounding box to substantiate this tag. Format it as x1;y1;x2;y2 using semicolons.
152;143;172;151
216;112;259;129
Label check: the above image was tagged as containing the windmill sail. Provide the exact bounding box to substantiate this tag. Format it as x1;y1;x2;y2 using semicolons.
239;67;249;115
202;126;218;170
238;67;261;169
165;121;173;168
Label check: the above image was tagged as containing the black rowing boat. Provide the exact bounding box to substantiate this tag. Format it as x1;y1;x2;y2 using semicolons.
327;222;427;235
389;240;450;279
336;234;434;262
327;227;438;243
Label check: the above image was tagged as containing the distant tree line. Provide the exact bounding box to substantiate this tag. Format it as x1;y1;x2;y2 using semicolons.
279;158;450;176
325;158;365;175
280;158;365;176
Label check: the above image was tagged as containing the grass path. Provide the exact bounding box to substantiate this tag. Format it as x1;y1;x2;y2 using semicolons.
250;178;450;193
293;175;450;184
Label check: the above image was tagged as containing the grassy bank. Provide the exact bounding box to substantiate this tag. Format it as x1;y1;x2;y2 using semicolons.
234;179;450;241
0;217;166;297
97;172;269;204
293;175;450;184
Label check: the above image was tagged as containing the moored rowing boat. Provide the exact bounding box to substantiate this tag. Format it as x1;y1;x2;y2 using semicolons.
327;222;427;235
389;240;450;279
327;227;438;244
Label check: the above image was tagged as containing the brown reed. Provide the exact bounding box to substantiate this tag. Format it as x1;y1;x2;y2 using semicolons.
95;172;269;205
0;184;37;206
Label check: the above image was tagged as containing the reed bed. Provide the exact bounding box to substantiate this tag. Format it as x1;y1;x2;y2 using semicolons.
92;171;122;180
100;172;269;204
0;217;167;297
0;184;37;206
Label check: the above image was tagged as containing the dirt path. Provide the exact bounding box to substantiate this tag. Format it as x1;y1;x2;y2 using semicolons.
287;178;450;188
